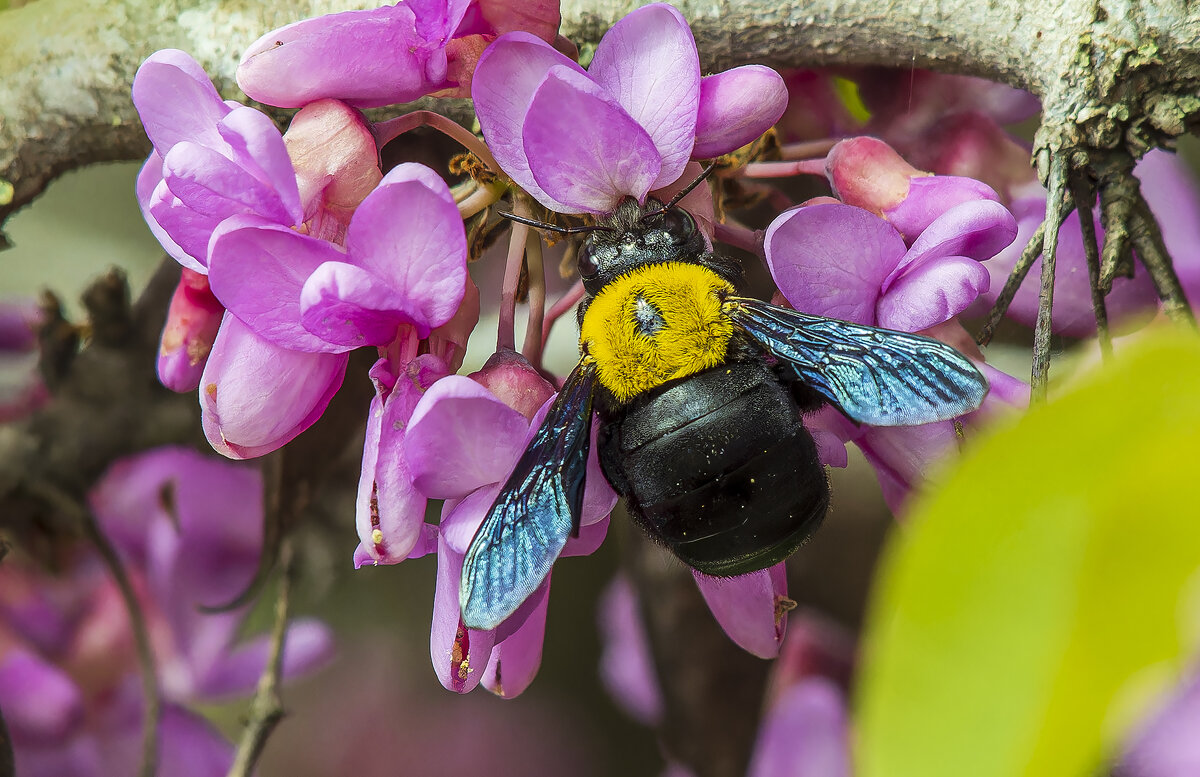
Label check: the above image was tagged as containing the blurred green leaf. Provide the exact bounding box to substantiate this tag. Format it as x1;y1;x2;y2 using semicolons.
857;327;1200;777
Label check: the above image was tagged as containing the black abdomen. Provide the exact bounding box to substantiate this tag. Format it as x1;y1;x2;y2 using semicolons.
596;359;829;576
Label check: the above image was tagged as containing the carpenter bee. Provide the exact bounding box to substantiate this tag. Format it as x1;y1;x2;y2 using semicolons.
460;175;988;631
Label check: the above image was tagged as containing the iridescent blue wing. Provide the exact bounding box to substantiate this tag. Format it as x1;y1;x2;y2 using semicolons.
460;361;595;631
728;297;987;426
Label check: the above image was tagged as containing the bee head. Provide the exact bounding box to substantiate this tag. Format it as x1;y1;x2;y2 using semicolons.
575;198;705;294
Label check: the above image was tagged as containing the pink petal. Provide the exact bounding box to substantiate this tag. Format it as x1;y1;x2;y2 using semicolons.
157;268;224;392
562;514;610;557
467;348;556;421
883;174;1001;241
146;175;221;272
200;314;348;459
748;678;851;777
344;163;468;335
471;33;586;212
299;261;414;348
764;203;906;323
132;49;230;153
405;375;530;499
283;99;383;228
356;354;446;565
137;153;202;272
439;483;503;555
598;575;663;724
217;107;303;224
161;140;292;226
877;255;992;332
693;563;789;658
581;420;619;525
481;578;550;698
0;650;84;741
195;619;335;699
426;275;479;372
431;536;496;693
889;198;1017;283
587;2;699;189
524;65;662;213
206;216;348;353
237;4;451;109
856;422;960;514
1120;671;1200;777
693;66;788;159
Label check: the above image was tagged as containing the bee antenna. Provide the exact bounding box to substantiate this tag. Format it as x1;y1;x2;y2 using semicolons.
499;210;615;235
644;161;719;219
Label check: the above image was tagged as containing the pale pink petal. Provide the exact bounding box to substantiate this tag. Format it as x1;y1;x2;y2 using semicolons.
405;375;530;499
764;203;907;323
427;275;479;372
146;176;221;272
693;563;789;658
161;141;292;226
481;578;550;698
200;314;348;459
283;99;383;230
439;484;503;556
693;66;788;159
748;678;851;777
587;2;699;189
431;536;496;693
471;33;586;211
132;49;230;153
598;575;663;725
524;65;662;213
206;216;347;353
344;163;468;335
883;174;1001;241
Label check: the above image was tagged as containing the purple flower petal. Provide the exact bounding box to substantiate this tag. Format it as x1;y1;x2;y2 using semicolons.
598;575;663;724
195;618;335;699
587;2;699;189
1120;670;1200;777
13;739;105;777
216;107;303;224
877;255;992;331
237;3;458;109
300;261;415;348
694;563;789;658
0;650;83;741
206;216;348;353
439;483;503;555
1138;149;1200;307
747;678;851;777
693;66;788;159
132;49;230;153
472;33;587;212
356;354;445;565
883;174;1001;241
562;514;610;557
405;375;530;499
146;176;221;272
157;268;224;392
431;535;496;693
155;704;236;777
200;314;348;459
889;198;1017;283
765;203;907;323
523;65;662;214
481;579;550;698
343;163;468;336
137;154;202;272
856;422;959;513
581;421;619;525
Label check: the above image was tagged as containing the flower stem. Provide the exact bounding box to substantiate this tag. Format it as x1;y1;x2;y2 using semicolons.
713;222;763;256
498;211;530;353
541;280;585;354
778;138;838;160
522;228;547;369
458;181;505;220
372;111;501;173
742;159;827;178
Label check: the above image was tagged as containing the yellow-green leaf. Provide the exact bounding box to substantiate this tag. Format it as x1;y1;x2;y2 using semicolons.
857;326;1200;777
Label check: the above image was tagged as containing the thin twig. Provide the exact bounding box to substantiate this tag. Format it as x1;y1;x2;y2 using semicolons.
1068;168;1112;358
1031;151;1069;401
28;482;160;777
1098;178;1135;294
225;538;295;777
522;226;547;369
976;221;1046;346
371;110;501;173
1128;198;1196;327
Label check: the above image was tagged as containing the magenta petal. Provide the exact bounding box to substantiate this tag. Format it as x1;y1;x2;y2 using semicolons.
155;705;236;777
481;579;549;698
1120;671;1200;777
195;618;335;699
406;376;529;499
216;107;303;224
693;66;788;159
200;314;348;459
765;203;906;323
587;2;699;189
344;163;468;335
132;49;230;153
431;536;496;693
562;515;610;558
891;198;1017;282
237;4;447;109
884;174;1001;241
748;678;851;777
137;154;202;272
300;261;413;348
147;177;222;272
162;141;291;226
524;66;662;214
0;650;84;741
207;216;347;353
440;484;502;555
598;575;663;725
877;255;991;331
694;563;788;658
857;422;959;514
472;33;586;211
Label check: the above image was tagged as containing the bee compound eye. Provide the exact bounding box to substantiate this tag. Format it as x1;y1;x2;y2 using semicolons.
661;208;696;242
576;240;599;278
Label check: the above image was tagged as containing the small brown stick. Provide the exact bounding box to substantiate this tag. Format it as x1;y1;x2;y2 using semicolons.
1128;198;1196;327
225;538;295;777
1097;175;1136;294
1031;151;1069;401
976;221;1046;346
1069;169;1112;358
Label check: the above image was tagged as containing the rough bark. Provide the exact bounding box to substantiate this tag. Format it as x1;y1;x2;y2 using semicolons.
2;0;1198;228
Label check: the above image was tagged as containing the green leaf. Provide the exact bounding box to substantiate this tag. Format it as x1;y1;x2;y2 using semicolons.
857;327;1200;777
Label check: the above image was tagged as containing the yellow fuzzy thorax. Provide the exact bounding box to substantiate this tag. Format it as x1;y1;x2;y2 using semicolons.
579;262;735;403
